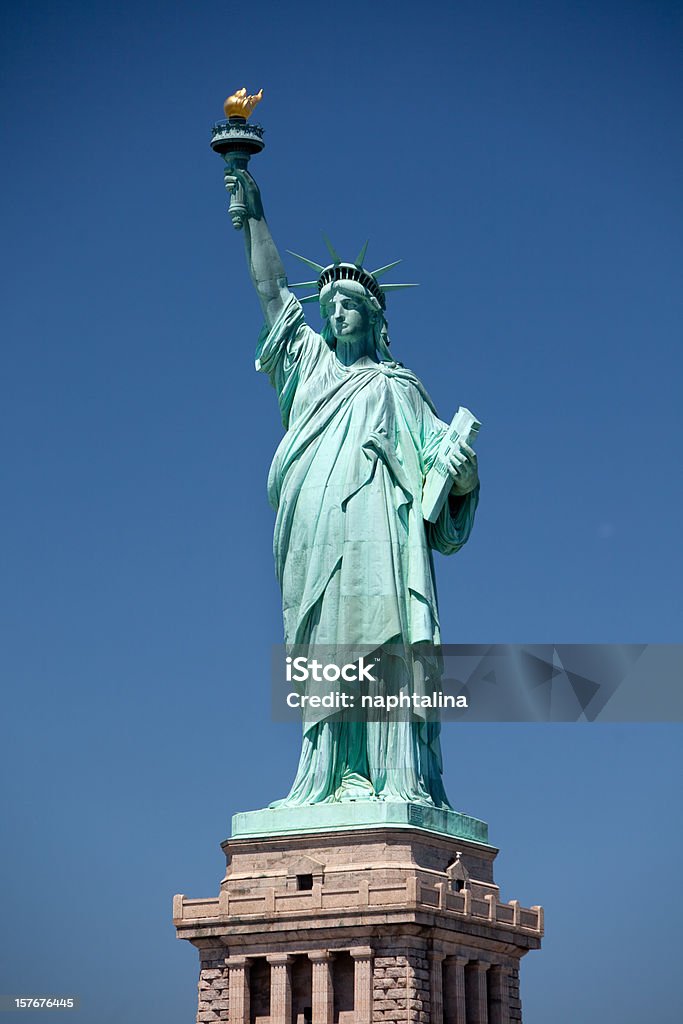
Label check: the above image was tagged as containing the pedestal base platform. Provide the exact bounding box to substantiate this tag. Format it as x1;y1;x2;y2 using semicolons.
174;822;542;1023
232;801;489;844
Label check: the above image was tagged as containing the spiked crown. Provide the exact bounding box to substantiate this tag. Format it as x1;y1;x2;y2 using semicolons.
287;236;418;311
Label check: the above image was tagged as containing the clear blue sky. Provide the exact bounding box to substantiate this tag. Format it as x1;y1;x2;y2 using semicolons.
1;1;681;1021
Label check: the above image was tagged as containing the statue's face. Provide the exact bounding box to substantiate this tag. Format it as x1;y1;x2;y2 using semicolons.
327;291;372;342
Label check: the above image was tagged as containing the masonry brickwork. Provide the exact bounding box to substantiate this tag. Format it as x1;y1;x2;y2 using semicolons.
175;826;542;1023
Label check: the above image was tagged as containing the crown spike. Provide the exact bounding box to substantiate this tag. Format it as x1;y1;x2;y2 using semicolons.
322;233;342;265
289;281;319;288
286;250;325;272
380;283;419;291
354;240;369;268
370;260;403;278
299;294;321;304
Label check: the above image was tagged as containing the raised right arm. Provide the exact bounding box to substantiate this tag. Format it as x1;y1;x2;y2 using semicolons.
224;168;293;329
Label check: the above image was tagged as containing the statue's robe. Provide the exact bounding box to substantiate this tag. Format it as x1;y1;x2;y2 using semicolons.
257;296;479;805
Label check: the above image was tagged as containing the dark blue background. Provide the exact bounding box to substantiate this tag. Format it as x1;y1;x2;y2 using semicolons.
1;2;681;1021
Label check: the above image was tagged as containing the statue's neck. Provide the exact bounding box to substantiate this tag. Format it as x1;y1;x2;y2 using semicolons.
335;335;377;367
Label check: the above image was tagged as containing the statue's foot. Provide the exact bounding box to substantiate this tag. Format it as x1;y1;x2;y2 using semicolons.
375;790;436;806
333;770;377;803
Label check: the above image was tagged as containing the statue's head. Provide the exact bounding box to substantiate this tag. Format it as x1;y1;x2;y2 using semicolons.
319;279;392;361
288;244;417;362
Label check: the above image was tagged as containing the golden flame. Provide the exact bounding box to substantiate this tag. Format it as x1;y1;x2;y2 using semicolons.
224;87;263;120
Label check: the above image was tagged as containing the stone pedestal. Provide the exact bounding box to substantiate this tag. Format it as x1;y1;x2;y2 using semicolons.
174;820;542;1023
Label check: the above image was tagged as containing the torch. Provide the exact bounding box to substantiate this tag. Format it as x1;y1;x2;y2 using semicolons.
210;88;265;230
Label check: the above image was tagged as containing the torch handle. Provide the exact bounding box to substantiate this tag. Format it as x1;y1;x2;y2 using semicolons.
228;181;248;231
223;154;250;231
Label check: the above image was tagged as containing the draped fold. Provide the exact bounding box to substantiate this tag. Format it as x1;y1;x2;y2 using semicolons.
255;295;479;805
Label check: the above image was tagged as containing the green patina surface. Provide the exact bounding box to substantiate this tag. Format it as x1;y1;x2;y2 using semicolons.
223;162;482;833
255;295;479;811
232;802;489;845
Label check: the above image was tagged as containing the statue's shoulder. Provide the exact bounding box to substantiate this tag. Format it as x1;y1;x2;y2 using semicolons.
389;363;438;414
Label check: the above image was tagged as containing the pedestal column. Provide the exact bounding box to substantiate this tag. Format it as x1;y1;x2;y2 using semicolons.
445;955;468;1024
267;954;294;1024
429;952;445;1024
225;956;250;1024
466;961;491;1024
350;946;373;1024
488;965;510;1024
308;951;334;1024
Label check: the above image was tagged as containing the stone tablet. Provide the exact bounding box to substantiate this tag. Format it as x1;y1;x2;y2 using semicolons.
422;406;482;523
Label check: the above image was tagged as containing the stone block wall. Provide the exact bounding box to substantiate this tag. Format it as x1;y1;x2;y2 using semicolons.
197;948;229;1023
372;949;431;1024
177;825;540;1024
406;952;430;1024
191;946;525;1023
508;967;522;1023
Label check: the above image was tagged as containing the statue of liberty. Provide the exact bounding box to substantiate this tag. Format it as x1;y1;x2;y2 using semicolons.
224;166;480;810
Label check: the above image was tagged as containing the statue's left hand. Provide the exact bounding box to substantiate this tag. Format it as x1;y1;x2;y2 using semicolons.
224;167;264;221
448;441;479;496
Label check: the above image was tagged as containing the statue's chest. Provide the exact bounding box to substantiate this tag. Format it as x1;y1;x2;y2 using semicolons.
294;363;396;422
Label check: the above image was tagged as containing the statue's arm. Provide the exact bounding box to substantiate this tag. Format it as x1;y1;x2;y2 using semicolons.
224;168;292;328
